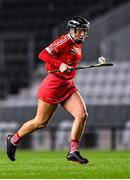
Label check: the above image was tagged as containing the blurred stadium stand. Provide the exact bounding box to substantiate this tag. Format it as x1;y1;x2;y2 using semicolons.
75;61;130;105
0;0;130;150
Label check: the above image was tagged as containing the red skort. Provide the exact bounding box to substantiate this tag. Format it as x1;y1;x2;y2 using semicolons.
37;73;77;105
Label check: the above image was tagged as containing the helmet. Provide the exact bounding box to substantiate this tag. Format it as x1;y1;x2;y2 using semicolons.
67;16;90;31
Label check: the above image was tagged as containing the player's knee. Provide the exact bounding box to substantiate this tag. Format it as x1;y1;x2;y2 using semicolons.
81;111;88;122
84;110;88;119
76;111;88;122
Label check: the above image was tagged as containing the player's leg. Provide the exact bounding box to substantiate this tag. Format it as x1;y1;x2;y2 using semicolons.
61;91;89;164
6;99;57;161
17;99;57;137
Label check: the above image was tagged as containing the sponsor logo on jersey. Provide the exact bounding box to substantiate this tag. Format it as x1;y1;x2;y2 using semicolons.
70;49;76;55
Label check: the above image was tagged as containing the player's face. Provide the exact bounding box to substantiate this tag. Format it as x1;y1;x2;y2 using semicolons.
70;28;88;43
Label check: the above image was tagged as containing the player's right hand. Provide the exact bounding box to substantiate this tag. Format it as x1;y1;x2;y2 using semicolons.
59;63;73;73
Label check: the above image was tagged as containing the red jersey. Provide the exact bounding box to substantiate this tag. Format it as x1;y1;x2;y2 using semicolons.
39;34;82;79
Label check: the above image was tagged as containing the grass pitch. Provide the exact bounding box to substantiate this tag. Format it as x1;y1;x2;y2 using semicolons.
0;150;129;179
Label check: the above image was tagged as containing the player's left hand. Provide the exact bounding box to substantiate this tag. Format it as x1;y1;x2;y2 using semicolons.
59;63;73;73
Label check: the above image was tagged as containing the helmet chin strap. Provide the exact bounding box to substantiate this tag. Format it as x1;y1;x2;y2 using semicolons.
75;39;84;44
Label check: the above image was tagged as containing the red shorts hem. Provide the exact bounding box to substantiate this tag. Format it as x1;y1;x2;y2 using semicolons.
37;88;77;105
37;73;78;105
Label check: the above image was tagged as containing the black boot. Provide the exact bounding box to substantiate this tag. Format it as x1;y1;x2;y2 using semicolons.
66;151;89;164
6;134;17;161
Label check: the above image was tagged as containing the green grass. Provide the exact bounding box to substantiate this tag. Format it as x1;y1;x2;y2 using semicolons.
0;150;130;179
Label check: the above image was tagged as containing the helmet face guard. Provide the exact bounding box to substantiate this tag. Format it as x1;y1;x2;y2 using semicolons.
67;16;90;32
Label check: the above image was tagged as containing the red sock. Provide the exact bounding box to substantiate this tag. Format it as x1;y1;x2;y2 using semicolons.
11;132;22;145
69;139;80;153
